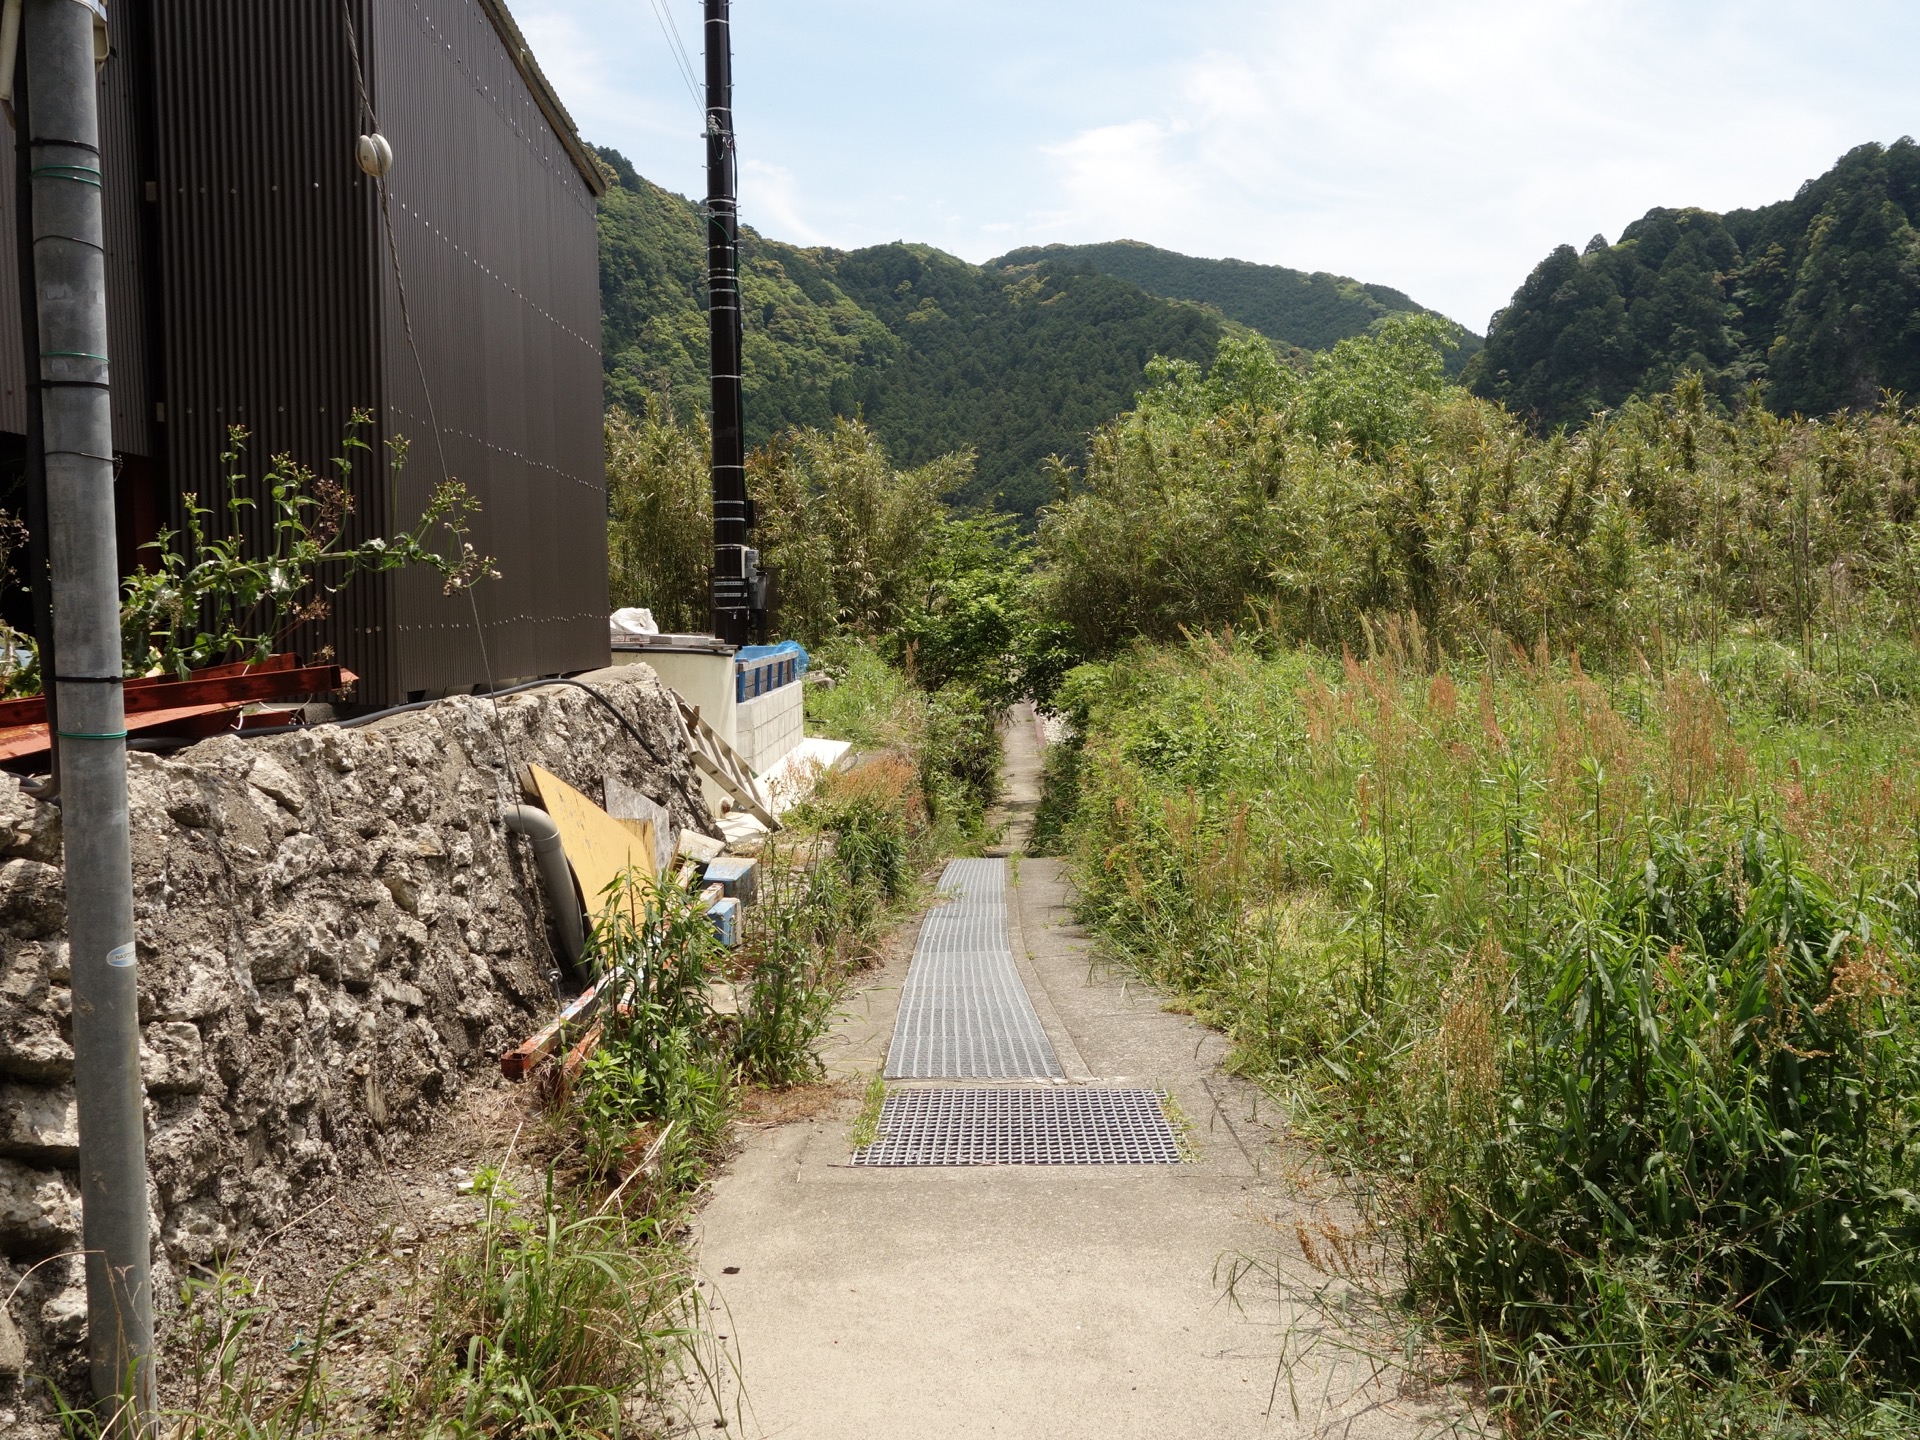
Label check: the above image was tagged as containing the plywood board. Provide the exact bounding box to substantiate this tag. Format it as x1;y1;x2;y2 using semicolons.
527;764;656;923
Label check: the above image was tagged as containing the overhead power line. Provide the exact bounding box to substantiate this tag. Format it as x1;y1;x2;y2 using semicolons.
649;0;702;114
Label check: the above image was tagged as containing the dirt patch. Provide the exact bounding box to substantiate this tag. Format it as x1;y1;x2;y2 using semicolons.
734;1081;858;1131
161;1081;544;1423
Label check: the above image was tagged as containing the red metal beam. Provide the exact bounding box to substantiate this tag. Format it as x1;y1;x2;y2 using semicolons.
0;667;352;763
0;661;346;729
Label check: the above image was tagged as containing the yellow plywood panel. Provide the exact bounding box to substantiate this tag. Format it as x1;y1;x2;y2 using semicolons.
527;764;657;923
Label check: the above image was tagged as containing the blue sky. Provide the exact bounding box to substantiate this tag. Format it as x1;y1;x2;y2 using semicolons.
517;0;1919;334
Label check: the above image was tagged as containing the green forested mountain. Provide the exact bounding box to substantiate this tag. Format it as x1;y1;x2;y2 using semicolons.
596;147;900;440
1468;140;1920;428
596;148;1223;513
991;239;1480;373
821;244;1221;513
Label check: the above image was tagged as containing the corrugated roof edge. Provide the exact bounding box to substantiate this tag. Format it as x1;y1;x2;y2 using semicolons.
475;0;610;198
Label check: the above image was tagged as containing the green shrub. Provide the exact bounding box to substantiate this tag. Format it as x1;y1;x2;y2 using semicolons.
572;875;732;1190
733;844;848;1088
606;399;711;631
806;638;1000;852
121;414;493;679
751;419;959;646
1060;634;1920;1434
1036;335;1920;674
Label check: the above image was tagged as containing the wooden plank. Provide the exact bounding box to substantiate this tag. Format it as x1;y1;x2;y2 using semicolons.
675;696;780;830
616;817;658;871
526;763;658;925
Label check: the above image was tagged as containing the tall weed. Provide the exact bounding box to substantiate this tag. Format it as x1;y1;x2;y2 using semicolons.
1038;335;1920;674
806;638;996;853
403;1167;716;1439
1063;633;1920;1434
572;875;732;1191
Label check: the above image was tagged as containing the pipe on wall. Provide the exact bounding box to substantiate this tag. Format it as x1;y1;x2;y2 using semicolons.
503;802;585;972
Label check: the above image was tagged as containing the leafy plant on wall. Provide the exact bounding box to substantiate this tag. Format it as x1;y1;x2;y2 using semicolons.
119;411;496;679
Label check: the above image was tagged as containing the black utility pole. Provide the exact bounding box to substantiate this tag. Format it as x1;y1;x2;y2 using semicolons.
704;0;756;642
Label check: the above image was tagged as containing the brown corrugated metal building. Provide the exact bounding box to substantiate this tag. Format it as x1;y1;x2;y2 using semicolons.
0;0;610;706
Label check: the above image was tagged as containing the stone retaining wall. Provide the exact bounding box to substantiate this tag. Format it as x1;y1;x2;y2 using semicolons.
0;666;712;1409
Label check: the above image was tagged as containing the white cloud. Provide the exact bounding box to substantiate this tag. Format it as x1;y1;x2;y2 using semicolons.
499;0;1920;329
1034;0;1886;328
742;160;830;247
1040;120;1202;238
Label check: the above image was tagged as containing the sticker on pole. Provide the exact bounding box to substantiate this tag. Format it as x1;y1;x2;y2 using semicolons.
105;942;135;968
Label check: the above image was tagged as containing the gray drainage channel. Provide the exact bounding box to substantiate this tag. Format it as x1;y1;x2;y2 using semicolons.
851;1088;1181;1166
886;858;1062;1080
869;859;1179;1167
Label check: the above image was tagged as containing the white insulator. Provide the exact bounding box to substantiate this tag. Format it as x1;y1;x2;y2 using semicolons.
355;131;394;178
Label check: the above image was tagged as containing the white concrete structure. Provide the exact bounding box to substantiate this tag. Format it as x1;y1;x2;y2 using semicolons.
735;682;804;776
611;635;810;813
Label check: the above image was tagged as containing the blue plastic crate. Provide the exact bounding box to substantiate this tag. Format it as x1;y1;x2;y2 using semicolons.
707;896;741;948
734;641;810;701
702;856;759;906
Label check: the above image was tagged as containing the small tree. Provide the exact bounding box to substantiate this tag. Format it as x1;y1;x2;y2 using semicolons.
606;397;712;632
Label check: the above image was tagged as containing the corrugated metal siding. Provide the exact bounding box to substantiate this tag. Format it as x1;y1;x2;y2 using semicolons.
98;10;154;456
370;0;608;692
147;0;396;700
0;0;603;702
0;20;155;453
0;129;25;438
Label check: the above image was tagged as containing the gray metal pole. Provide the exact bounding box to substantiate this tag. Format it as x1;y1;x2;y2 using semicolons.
23;0;152;1421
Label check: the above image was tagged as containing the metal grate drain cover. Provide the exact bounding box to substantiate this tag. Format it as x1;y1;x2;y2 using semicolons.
851;1088;1181;1167
887;859;1063;1080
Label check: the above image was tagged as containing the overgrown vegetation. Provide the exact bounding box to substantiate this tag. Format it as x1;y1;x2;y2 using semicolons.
53;743;945;1438
402;1168;715;1438
604;400;1034;840
606;399;712;632
1059;634;1920;1435
0;415;493;696
1031;307;1920;1431
121;414;494;679
803;640;1000;854
1035;320;1920;673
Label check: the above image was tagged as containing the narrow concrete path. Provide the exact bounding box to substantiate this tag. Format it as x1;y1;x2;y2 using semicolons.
688;711;1446;1439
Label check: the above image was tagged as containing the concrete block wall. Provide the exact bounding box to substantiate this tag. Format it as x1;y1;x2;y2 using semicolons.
736;683;804;777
